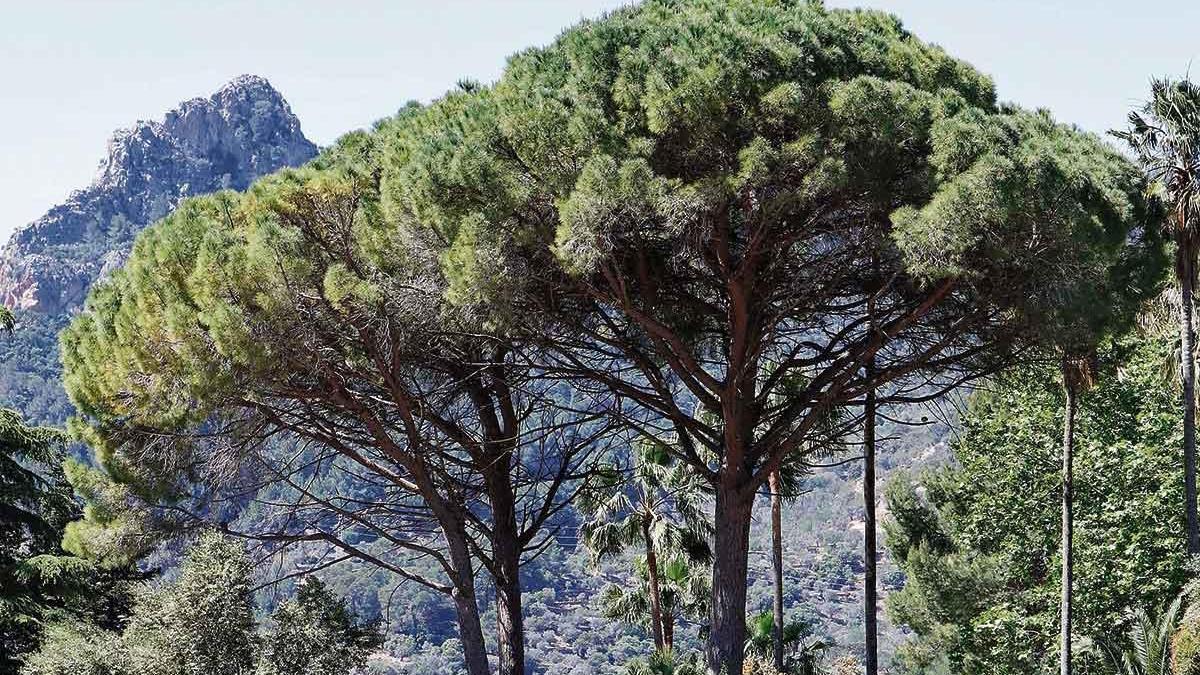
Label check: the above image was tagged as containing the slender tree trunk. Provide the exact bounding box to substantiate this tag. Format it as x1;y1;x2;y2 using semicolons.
864;378;879;675
664;610;675;653
769;469;786;672
643;517;667;652
1182;241;1199;554
1060;379;1078;675
444;523;491;675
485;466;525;675
707;482;754;675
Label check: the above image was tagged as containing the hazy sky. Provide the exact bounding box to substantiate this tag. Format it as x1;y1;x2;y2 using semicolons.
4;1;1200;241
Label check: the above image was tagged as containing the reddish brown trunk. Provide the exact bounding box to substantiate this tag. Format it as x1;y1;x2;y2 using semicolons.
485;464;525;675
443;519;491;675
706;482;754;674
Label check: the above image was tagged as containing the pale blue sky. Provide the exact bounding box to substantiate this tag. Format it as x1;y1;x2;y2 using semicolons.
3;1;1200;240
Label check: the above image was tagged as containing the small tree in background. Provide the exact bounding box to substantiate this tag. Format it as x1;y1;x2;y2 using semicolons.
581;440;711;653
258;576;381;675
122;533;257;675
0;410;91;674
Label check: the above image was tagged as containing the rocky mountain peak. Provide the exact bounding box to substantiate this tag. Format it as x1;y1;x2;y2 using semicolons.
0;75;317;314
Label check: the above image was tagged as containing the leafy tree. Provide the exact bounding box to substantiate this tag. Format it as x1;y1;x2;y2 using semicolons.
122;533;257;675
885;332;1189;674
1114;78;1200;553
61;139;602;675
18;622;126;675
258;576;381;675
581;441;711;652
376;1;1161;669
0;409;91;674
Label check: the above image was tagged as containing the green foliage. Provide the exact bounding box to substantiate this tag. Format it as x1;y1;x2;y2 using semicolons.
122;532;256;675
885;332;1189;674
20;534;376;675
258;577;381;675
743;612;829;674
0;408;94;673
18;622;126;675
1108;596;1181;675
624;648;703;675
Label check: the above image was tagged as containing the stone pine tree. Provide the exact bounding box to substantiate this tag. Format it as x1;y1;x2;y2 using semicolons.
1114;77;1200;554
61;142;604;675
375;2;1161;670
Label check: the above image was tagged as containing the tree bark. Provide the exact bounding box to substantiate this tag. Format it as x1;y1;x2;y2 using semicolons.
1182;240;1199;554
643;516;667;652
864;380;879;675
444;523;491;675
706;482;754;675
485;467;526;675
769;469;786;672
1060;380;1077;675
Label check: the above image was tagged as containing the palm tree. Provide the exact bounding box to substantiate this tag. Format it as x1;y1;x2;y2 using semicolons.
1106;595;1183;675
744;612;829;675
1059;353;1098;675
600;555;710;652
1114;78;1200;553
580;440;711;652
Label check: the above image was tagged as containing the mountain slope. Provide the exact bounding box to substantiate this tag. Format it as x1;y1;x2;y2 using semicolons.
0;75;318;423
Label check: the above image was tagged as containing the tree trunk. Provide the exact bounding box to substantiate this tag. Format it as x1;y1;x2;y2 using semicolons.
1182;241;1199;554
706;482;754;675
445;524;491;675
769;469;786;672
664;610;675;653
1060;380;1077;675
486;467;526;675
864;381;879;675
643;516;667;652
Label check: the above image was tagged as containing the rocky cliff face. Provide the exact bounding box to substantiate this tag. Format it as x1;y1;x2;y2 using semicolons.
0;75;317;314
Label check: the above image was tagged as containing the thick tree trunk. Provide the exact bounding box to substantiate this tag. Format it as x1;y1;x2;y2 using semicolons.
1060;381;1077;675
663;611;675;653
1182;244;1199;554
706;482;754;675
445;524;491;675
486;468;526;675
769;470;786;672
643;517;667;651
864;381;879;675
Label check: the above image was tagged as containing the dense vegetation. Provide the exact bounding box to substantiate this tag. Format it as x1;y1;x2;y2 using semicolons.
7;1;1200;675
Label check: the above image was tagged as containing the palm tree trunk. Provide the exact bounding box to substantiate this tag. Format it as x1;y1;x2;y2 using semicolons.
770;469;785;672
643;517;667;652
864;378;879;675
1182;240;1199;554
1060;378;1078;675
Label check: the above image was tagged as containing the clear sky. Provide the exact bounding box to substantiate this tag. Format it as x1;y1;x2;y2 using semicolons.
4;1;1200;241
